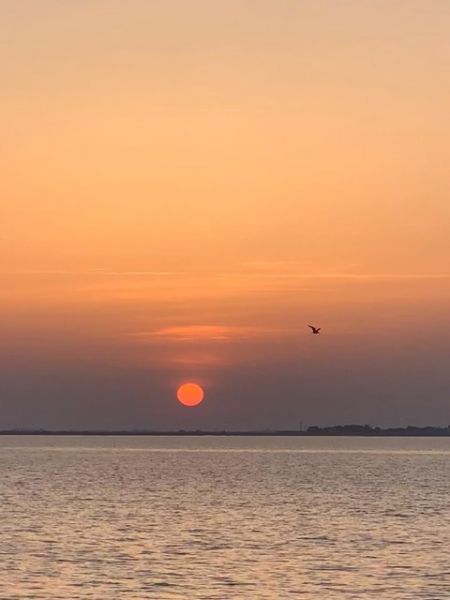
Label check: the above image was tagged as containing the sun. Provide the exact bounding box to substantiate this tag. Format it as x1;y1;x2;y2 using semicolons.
176;382;205;407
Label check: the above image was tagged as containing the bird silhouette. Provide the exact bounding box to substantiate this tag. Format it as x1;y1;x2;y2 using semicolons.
308;325;321;335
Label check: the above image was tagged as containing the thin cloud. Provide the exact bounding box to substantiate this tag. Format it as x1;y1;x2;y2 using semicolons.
5;269;179;277
131;325;287;342
244;273;450;280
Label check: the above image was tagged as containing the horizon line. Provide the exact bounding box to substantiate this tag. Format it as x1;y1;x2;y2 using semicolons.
1;425;450;437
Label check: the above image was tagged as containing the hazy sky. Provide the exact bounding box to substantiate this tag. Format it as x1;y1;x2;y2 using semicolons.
2;0;450;429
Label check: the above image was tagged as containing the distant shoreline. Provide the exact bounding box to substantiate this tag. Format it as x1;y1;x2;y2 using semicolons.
1;426;450;437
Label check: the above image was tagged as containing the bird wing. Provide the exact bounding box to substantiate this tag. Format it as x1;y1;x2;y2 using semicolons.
307;325;317;331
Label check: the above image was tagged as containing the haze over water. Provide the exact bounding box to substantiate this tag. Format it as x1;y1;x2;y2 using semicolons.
2;435;450;599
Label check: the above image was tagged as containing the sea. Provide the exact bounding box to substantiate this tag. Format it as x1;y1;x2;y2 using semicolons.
1;435;450;599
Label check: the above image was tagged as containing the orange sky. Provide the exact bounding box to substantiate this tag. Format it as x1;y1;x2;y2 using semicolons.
1;1;450;429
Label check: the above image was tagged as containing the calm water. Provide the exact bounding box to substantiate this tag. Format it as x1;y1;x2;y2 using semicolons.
1;436;450;599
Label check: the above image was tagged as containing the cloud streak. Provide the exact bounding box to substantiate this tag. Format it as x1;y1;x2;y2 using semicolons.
130;325;288;343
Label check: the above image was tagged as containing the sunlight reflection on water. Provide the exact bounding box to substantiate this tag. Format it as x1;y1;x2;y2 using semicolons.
1;436;450;599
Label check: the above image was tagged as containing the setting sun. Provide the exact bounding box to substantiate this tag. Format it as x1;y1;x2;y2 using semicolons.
176;383;205;407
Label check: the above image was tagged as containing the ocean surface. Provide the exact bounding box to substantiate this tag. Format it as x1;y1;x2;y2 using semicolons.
1;436;450;599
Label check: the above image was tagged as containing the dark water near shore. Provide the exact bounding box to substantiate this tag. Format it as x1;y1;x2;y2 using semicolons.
1;436;450;599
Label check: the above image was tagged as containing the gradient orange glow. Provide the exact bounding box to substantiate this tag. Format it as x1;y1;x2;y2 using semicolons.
177;383;205;407
1;1;450;429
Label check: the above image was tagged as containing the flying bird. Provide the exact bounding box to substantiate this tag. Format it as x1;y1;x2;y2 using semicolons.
308;325;321;335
